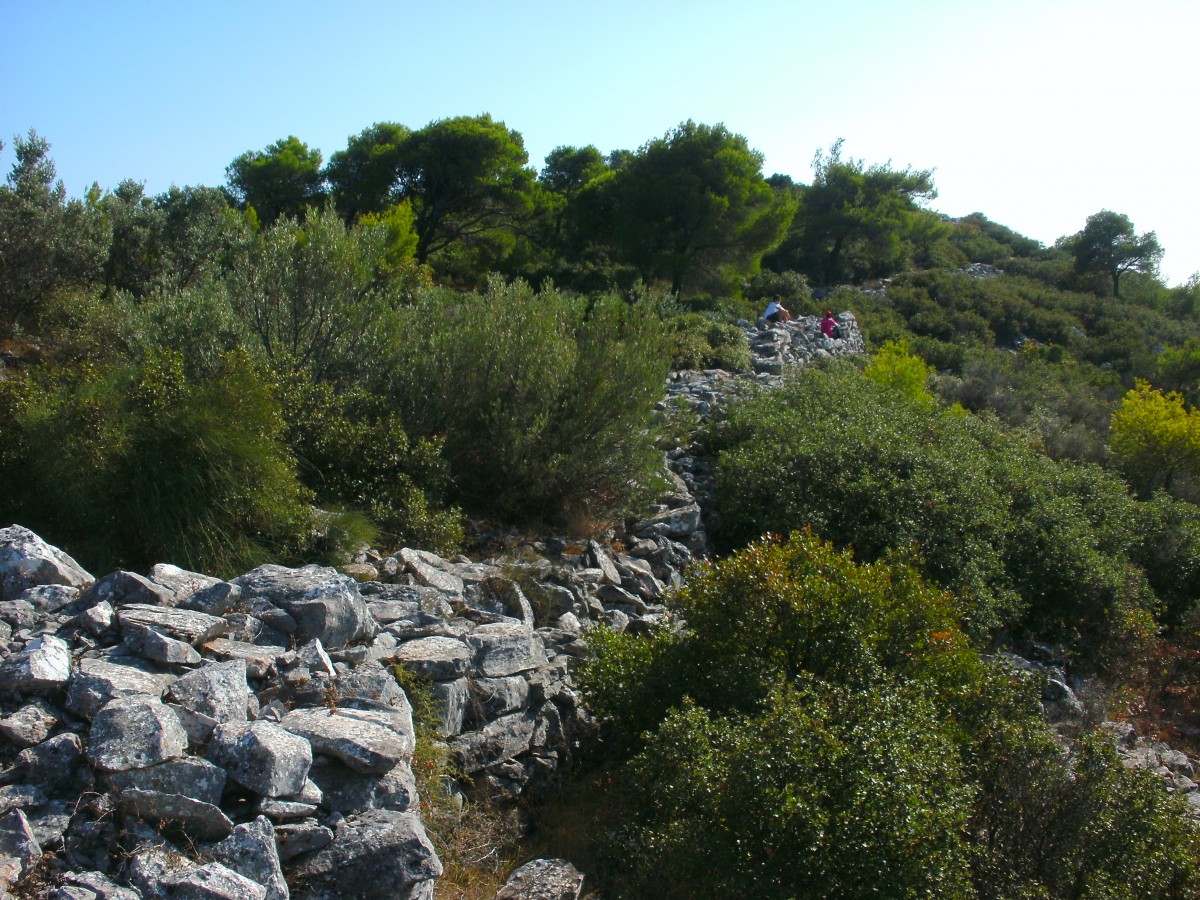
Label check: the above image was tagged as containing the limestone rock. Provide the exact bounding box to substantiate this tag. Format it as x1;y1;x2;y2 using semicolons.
82;570;175;609
274;821;334;861
107;757;227;806
159;861;268;899
167;659;250;727
495;857;586;900
208;816;288;900
287;809;441;899
233;564;375;650
65;656;174;720
396;548;464;596
0;700;63;748
0;634;72;693
0;525;92;602
0;808;42;885
281;708;409;775
392;635;471;680
207;721;312;798
87;696;187;772
466;623;548;677
118;604;227;645
15;732;87;793
307;756;419;816
120;788;234;842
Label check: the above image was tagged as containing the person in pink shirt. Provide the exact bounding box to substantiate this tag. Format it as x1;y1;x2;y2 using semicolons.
820;310;838;339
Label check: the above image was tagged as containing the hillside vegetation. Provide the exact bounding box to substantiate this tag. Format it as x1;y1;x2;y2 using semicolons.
4;120;1200;897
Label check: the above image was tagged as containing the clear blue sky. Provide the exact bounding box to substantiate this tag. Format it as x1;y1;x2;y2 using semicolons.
3;0;1197;284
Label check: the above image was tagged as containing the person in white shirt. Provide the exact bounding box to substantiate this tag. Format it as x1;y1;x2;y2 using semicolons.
764;298;792;323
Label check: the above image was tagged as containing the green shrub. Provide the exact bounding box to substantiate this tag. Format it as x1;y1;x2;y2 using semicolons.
388;277;670;524
276;368;462;555
743;269;813;308
615;685;975;899
663;312;750;371
0;350;318;577
709;366;1169;659
584;531;1200;898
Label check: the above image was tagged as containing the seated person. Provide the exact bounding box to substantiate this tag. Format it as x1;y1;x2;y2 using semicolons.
764;298;792;323
820;310;838;338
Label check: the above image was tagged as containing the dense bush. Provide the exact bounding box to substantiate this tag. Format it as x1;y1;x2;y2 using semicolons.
387;277;671;524
933;345;1123;465
615;685;975;898
276;369;462;555
0;350;319;576
583;532;1200;898
708;365;1192;658
227;205;405;387
663;311;751;371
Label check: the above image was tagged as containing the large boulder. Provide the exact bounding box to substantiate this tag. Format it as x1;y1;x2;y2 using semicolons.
233;565;375;650
207;721;312;798
287;809;441;899
87;696;188;772
281;708;410;775
0;525;92;602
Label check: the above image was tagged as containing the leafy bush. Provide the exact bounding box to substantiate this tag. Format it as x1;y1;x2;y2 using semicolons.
743;269;813;308
1109;380;1200;502
227;205;403;386
615;685;975;899
663;312;751;371
863;338;935;404
388;277;670;524
276;369;462;555
583;532;1200;898
0;350;318;576
708;365;1171;659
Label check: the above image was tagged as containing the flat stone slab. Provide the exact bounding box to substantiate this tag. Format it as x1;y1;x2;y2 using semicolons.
495;857;586;900
122;623;203;665
65;656;175;720
391;635;472;680
397;548;464;596
107;757;227;806
119;788;234;842
281;708;409;774
201;639;286;679
118;604;227;645
466;623;548;677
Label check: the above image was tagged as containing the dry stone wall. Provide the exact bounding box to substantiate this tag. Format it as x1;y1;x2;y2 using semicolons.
0;313;872;899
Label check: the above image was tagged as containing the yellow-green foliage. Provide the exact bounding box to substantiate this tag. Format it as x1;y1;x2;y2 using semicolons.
863;338;935;404
1109;379;1200;498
